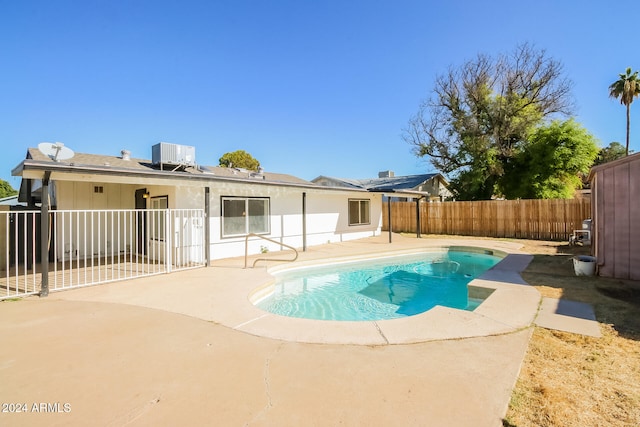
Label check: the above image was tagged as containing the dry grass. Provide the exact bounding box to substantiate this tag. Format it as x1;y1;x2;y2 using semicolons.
503;240;640;426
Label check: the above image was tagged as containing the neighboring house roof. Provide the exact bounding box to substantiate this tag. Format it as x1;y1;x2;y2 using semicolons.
13;147;353;190
0;195;21;206
313;173;448;193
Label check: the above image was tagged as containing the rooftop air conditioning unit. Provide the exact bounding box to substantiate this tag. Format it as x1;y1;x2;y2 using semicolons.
152;142;196;170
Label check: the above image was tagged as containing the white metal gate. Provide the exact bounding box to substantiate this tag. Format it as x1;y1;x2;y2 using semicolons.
0;209;205;300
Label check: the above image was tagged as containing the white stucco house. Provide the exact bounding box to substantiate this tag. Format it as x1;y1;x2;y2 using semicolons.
12;142;382;267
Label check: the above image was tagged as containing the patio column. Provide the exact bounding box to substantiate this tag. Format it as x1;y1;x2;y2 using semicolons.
387;196;392;243
416;196;421;239
204;187;210;267
40;172;51;297
302;192;307;252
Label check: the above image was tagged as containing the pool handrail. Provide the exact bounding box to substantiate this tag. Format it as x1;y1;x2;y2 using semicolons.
244;233;299;268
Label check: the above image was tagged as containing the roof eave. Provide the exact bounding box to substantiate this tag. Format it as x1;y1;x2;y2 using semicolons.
11;161;26;177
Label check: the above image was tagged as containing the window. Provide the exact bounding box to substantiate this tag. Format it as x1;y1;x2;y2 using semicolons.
221;197;270;237
149;196;168;241
349;199;370;226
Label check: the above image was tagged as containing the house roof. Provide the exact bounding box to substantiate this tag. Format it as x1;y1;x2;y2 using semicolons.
13;147;346;191
313;173;446;192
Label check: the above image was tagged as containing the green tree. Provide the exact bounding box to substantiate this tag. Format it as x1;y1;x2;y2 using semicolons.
0;179;17;198
218;150;260;171
594;141;628;166
501;120;599;199
404;44;573;200
609;67;640;156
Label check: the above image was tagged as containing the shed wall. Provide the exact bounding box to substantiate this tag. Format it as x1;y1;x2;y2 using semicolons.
593;156;640;280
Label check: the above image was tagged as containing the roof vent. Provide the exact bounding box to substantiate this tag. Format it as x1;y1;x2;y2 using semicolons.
250;167;266;180
121;149;131;161
152;142;196;170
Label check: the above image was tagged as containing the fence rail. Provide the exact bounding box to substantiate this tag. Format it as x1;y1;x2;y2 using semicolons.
0;209;205;300
383;198;591;241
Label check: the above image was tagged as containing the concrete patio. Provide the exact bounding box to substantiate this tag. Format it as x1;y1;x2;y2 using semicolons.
0;234;552;426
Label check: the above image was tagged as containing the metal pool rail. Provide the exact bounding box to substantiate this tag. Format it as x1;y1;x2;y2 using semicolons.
244;233;298;268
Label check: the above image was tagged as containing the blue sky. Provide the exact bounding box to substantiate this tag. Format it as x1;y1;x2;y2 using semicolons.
1;1;636;190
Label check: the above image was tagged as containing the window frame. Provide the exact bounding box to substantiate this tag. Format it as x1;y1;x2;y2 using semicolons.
221;196;271;238
348;198;371;226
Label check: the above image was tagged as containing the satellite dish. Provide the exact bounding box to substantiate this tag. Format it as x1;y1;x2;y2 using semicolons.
38;142;75;162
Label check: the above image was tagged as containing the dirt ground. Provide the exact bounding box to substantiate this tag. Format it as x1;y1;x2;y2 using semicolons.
503;239;640;426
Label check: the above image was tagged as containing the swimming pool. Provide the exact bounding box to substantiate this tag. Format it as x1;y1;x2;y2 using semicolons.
255;250;501;321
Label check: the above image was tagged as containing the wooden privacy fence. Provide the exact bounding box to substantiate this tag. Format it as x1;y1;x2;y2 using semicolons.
382;198;591;241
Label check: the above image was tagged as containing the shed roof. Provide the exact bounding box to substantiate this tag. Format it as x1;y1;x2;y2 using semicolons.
587;152;640;181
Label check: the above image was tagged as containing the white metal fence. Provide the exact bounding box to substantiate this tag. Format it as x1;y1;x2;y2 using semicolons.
0;209;205;300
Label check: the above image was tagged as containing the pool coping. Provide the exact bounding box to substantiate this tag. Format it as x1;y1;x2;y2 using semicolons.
54;235;540;345
229;243;539;345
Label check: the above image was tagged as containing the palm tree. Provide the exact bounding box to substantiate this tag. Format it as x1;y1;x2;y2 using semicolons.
609;67;640;156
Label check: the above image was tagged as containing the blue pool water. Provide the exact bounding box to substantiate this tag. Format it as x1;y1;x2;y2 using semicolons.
255;250;501;321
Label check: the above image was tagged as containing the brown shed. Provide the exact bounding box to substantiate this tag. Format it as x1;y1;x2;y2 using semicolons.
589;152;640;280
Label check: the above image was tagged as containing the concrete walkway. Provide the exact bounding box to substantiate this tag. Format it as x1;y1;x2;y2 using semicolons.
535;297;601;337
1;234;537;426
